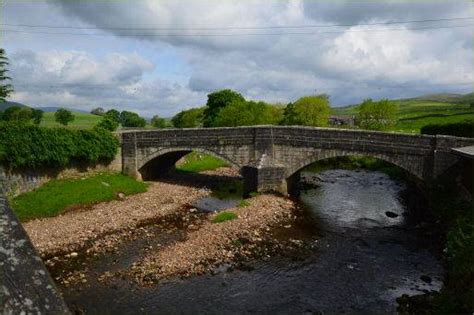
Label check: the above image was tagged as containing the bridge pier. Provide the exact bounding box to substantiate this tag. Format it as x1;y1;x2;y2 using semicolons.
241;165;292;196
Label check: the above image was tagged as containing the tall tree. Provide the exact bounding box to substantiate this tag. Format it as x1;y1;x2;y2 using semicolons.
55;108;75;126
203;89;245;127
214;100;283;127
151;115;168;128
282;95;331;127
0;48;13;102
119;110;146;128
356;99;397;131
172;107;204;128
31;109;44;125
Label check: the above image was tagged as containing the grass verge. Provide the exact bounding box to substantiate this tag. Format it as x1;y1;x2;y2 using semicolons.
11;172;148;221
176;152;229;173
212;211;238;223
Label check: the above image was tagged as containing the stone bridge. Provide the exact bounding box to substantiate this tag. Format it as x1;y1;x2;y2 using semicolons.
120;126;473;195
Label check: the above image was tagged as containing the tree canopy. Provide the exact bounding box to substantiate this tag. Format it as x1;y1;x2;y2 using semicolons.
356;99;398;131
119;110;146;128
282;95;331;127
203;89;245;127
151;115;169;128
172;107;204;128
55;108;75;126
214;100;283;127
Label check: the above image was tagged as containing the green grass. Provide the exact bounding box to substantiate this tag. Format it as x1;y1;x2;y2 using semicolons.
332;99;473;134
238;200;250;208
176;152;229;173
41;111;103;129
212;211;238;223
11;172;149;221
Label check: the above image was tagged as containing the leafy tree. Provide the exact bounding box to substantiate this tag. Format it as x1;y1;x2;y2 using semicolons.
96;116;119;131
2;106;32;122
282;95;331;126
91;107;105;116
356;98;398;131
172;107;204;128
214;100;283;127
31;108;44;125
120;110;146;128
151;115;169;128
105;109;121;123
203;89;245;127
0;48;13;102
55;108;75;126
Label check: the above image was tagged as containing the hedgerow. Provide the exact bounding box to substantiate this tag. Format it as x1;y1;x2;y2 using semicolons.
0;122;119;169
421;120;473;138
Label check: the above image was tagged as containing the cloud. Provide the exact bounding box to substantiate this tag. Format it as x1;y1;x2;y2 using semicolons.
4;0;473;115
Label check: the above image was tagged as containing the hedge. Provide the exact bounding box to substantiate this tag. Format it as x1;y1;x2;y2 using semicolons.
421;120;473;138
0;122;119;169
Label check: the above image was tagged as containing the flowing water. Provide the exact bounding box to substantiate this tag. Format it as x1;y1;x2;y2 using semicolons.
54;169;443;314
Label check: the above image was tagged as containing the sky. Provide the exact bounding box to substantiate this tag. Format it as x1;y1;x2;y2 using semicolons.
1;0;473;117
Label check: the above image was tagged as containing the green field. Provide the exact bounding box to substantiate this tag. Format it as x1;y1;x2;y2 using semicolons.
40;111;103;129
176;151;229;173
11;172;148;221
332;97;473;134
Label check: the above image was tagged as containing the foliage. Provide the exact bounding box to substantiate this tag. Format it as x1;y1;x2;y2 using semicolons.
356;98;398;131
212;211;238;223
203;89;245;127
11;172;148;221
0;48;13;102
31;108;44;125
0;122;119;169
1;106;32;122
91;107;105;116
214;100;283;127
151;115;169;128
282;95;331;126
421;120;473;138
105;109;121;123
176;152;228;173
120;110;146;128
54;108;75;126
96;116;119;131
172;107;204;128
238;200;250;208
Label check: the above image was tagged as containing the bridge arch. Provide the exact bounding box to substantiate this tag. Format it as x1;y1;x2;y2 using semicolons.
138;147;241;180
284;149;425;181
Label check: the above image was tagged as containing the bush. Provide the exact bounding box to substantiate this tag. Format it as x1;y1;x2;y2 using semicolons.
0;122;119;169
356;98;397;131
421;120;473;138
282;95;331;127
96;116;119;131
172;107;204;128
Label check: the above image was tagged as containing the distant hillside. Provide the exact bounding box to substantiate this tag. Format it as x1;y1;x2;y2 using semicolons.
331;92;473;133
0;101;28;111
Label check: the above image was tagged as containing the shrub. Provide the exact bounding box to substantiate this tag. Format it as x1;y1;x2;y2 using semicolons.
0;122;119;169
96;116;119;131
421;120;473;138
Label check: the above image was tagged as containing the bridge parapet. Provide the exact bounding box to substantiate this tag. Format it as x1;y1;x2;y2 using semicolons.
119;126;474;195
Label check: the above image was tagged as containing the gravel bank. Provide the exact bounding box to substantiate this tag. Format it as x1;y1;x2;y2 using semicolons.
24;182;209;257
126;194;303;284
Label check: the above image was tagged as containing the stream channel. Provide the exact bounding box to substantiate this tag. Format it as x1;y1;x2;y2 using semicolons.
50;169;443;314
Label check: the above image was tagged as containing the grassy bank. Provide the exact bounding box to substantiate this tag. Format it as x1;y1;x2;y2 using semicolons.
176;152;229;173
40;111;103;129
11;172;148;221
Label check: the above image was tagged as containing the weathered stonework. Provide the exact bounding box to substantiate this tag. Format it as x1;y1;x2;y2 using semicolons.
0;192;70;314
120;126;474;195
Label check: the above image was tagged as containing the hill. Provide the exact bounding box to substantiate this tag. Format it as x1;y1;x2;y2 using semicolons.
331;92;474;134
41;111;102;129
0;101;28;111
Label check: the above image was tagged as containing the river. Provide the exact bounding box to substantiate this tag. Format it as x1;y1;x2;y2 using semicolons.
52;169;443;314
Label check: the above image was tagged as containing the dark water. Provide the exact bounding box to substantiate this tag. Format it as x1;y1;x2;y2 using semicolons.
56;170;443;314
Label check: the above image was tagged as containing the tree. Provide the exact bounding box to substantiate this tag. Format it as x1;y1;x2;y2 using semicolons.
31;108;44;125
96;116;119;131
119;110;146;128
203;89;245;127
172;107;204;128
91;107;105;116
2;106;32;122
55;108;75;126
104;109;121;123
151;115;169;128
214;100;283;127
0;48;13;102
356;98;397;131
282;95;331;126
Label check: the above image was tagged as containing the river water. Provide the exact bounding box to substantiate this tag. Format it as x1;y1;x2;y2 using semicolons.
55;169;443;314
